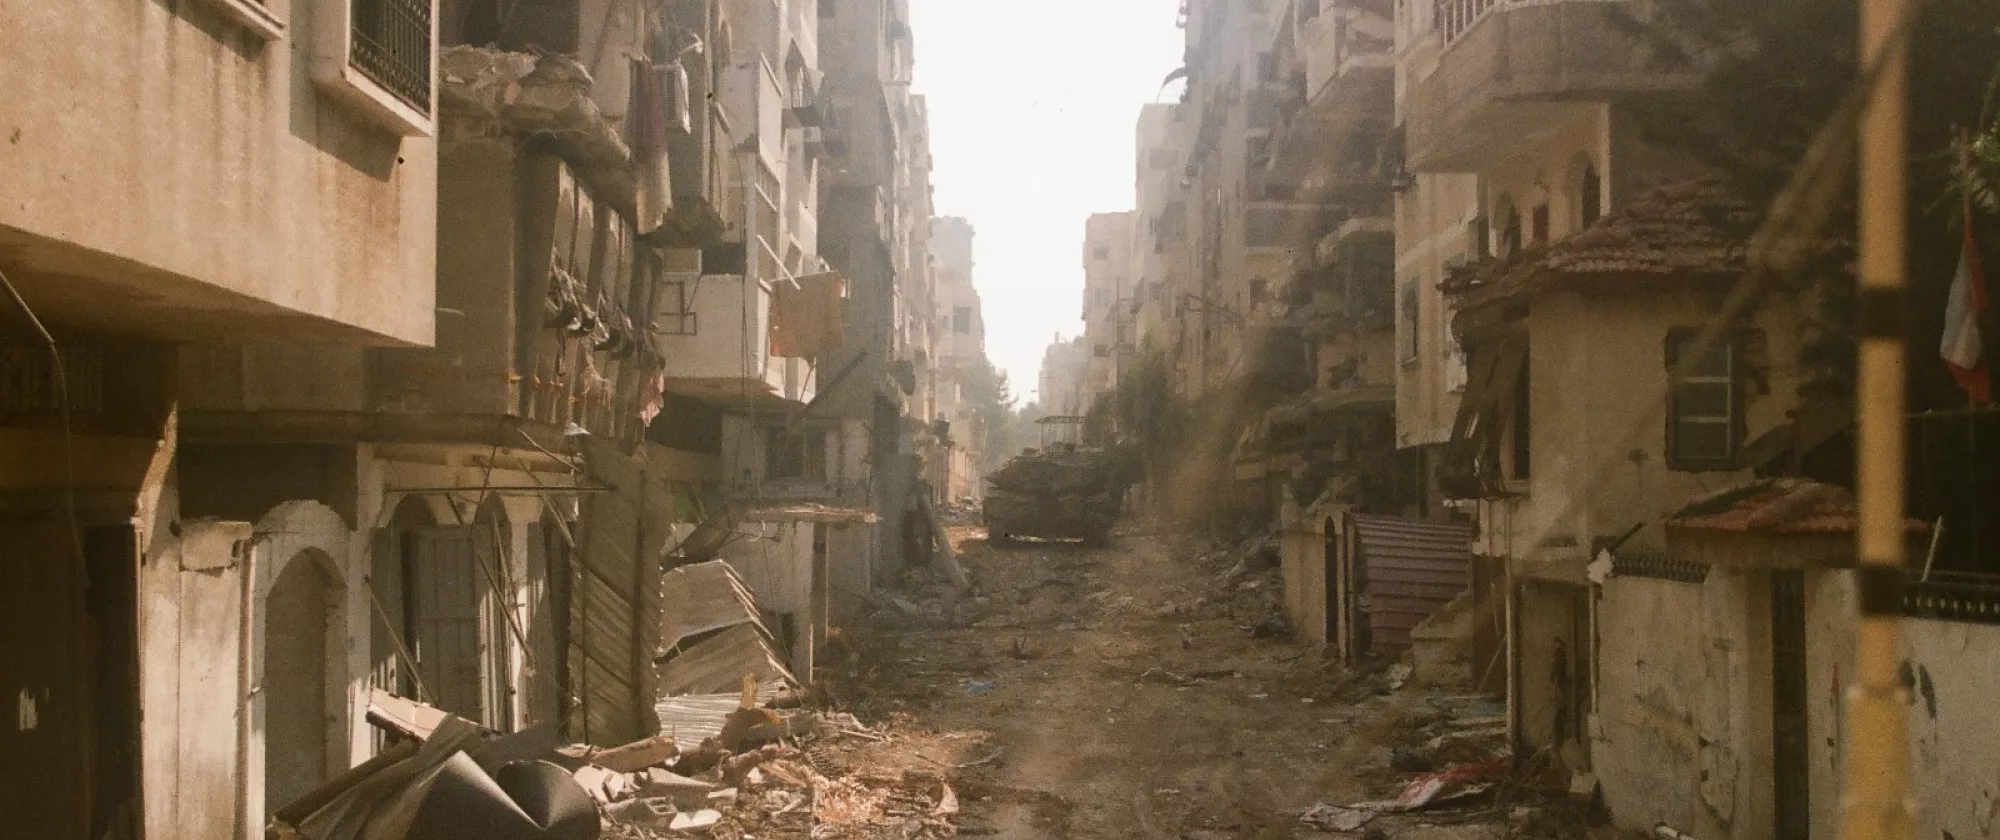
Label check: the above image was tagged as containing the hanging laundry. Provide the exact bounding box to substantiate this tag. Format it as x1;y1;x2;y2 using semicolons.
629;57;674;234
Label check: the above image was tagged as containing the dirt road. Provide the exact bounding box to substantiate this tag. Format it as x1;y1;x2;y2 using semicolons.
826;527;1438;839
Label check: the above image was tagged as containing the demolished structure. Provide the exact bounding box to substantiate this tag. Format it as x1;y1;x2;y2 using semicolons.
0;0;974;837
1104;1;2000;838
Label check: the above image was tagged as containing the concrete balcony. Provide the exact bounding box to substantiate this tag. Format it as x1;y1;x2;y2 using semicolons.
1245;201;1346;254
1405;0;1700;171
1263;1;1395;198
654;271;820;411
0;0;436;345
180;149;661;452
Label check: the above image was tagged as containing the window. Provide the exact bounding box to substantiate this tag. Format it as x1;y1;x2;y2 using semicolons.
820;0;835;16
1248;278;1268;307
952;306;972;334
311;0;435;135
765;426;828;480
1093;246;1110;260
1400;282;1421;364
1666;329;1742;468
1580;165;1603;228
1442;255;1469;391
1510;348;1531;480
1494;199;1521;257
351;0;433;112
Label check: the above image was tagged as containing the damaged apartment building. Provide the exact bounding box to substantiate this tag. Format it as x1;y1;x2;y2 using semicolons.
1104;0;1451;651
1110;0;2000;839
0;0;952;837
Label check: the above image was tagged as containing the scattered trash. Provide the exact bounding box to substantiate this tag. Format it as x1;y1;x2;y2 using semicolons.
1300;759;1510;833
1300;802;1378;832
1386;663;1415;691
1137;668;1239;686
1248;616;1292;639
964;680;998;694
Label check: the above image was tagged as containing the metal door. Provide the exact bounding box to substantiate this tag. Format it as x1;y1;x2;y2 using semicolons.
408;524;510;729
1772;570;1810;839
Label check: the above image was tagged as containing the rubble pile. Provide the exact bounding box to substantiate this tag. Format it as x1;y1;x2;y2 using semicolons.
580;709;963;840
273;689;956;840
982;444;1130;543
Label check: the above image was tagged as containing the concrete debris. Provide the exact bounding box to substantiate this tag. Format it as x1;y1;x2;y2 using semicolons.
1300;802;1378;832
665;810;721;833
605;798;676;830
438;47;636;210
588;736;681;774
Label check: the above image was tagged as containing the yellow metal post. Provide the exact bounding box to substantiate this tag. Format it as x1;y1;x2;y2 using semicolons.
1844;0;1915;837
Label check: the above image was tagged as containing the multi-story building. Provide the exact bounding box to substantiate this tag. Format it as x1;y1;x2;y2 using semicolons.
1038;335;1092;418
0;1;893;834
815;0;944;602
1134;104;1189;357
1082;211;1139;406
0;0;438;834
932;216;989;504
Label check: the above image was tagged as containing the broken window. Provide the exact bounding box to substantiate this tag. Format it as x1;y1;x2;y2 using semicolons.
765;426;829;480
1580;165;1602;228
1666;329;1742;469
1511;348;1530;480
1495;200;1521;257
1400;281;1421;363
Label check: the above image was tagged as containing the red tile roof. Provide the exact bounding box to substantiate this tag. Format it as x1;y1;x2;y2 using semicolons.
1666;478;1929;535
1442;178;1759;306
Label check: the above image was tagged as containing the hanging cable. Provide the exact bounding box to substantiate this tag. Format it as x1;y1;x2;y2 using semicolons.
0;270;83;569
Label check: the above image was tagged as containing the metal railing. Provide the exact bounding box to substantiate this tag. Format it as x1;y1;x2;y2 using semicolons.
1908;408;2000;585
1438;0;1503;45
351;0;432;111
1436;0;1625;46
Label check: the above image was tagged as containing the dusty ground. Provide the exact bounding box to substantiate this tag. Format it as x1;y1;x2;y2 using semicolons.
809;525;1585;840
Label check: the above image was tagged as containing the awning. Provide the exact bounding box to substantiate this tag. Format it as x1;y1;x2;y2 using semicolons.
738;503;880;525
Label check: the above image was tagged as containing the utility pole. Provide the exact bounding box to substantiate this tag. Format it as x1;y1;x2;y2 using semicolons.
1845;0;1915;836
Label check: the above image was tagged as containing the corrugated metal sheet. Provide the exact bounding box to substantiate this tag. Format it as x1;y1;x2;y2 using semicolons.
654;684;786;744
571;438;677;746
1351;514;1475;653
655;623;795;697
654;560;797;700
659;561;767;649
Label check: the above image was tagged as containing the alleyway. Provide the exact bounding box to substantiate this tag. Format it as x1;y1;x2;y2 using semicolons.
819;528;1562;840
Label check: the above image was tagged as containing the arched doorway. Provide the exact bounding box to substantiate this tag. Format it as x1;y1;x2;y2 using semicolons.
263;550;338;814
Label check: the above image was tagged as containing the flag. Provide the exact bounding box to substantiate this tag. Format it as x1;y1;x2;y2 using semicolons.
1941;198;1992;406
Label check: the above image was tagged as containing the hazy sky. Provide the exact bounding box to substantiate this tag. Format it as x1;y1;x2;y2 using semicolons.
909;0;1184;403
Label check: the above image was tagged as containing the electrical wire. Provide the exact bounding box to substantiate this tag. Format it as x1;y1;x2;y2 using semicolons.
0;269;84;570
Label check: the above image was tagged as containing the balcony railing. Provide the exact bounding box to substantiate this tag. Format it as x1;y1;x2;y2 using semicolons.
1909;408;2000;577
350;0;432;111
1438;0;1503;44
1438;0;1628;46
